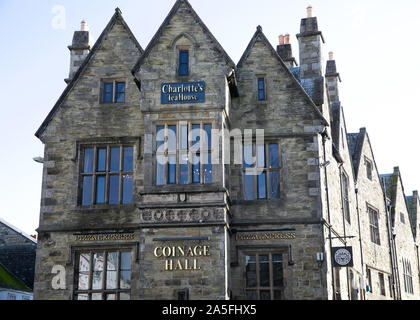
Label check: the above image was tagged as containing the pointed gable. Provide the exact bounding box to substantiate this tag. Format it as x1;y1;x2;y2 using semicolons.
235;26;327;129
132;0;235;74
35;8;143;139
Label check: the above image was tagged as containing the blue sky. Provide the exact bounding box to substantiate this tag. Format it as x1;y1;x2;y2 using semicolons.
1;0;419;234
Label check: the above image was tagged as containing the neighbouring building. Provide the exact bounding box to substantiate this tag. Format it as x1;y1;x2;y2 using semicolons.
33;0;419;300
0;218;37;300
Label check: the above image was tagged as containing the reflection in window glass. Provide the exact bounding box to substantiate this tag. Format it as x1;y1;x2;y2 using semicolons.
168;126;177;152
272;254;283;287
103;82;113;103
96;176;106;204
106;252;117;290
156;155;165;186
244;174;254;201
204;153;212;184
122;175;133;204
110;148;120;172
245;255;257;288
268;144;279;168
78;254;90;290
82;176;93;206
115;82;125;103
123;147;133;172
109;175;119;205
83;148;94;173
168;155;177;185
120;252;131;290
119;293;130;300
92;293;102;300
97;148;107;172
180;125;188;151
258;172;267;199
192;154;200;184
78;294;89;300
180;153;189;185
259;255;270;287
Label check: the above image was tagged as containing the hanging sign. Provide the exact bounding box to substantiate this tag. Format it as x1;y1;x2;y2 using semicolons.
332;247;353;267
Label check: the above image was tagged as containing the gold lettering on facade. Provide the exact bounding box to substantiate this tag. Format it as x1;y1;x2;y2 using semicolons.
154;245;210;272
74;234;135;242
235;232;297;241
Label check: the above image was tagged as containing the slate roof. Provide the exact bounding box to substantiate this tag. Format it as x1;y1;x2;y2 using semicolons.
0;262;30;292
35;8;144;139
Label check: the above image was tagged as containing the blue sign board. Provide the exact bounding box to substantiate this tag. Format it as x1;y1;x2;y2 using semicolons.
161;81;205;104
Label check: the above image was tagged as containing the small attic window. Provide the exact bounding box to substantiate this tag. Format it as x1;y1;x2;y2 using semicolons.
365;157;373;181
178;50;189;76
257;77;266;101
101;80;126;104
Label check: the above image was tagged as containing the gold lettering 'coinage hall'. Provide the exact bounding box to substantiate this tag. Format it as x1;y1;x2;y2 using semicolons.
154;245;211;271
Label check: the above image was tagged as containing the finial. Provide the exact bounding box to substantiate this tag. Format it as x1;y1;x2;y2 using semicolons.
115;7;122;15
257;25;262;32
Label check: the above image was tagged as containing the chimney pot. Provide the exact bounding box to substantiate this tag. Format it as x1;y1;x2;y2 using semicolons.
307;6;313;18
285;34;290;44
329;52;334;61
279;35;285;45
81;20;88;31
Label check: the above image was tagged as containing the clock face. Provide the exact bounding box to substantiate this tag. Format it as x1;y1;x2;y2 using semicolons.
334;248;352;266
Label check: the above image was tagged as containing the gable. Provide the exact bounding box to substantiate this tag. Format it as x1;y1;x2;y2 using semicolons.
35;9;143;140
233;27;327;131
132;0;235;74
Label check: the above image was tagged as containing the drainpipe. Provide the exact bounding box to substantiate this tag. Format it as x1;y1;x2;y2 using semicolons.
354;182;366;300
382;180;400;300
321;130;336;300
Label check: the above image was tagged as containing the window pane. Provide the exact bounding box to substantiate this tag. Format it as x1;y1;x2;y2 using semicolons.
123;147;133;172
180;125;188;150
122;175;133;204
156;155;165;186
97;148;107;172
180;153;189;185
257;145;265;168
204;153;212;184
191;124;201;150
120;252;131;289
83;148;94;173
244;173;254;201
268;144;279;168
258;78;265;101
245;255;257;288
103;82;113;103
92;253;104;290
115;82;125;103
110;147;120;172
156;126;165;151
192;154;200;184
106;252;118;290
259;255;270;287
260;290;271;300
246;290;257;300
96;176;106;204
77;294;89;300
270;171;280;199
109;175;120;204
168;126;177;152
273;254;283;287
92;293;102;300
243;145;253;168
179;50;189;76
168;155;177;184
119;293;130;300
82;176;93;206
78;253;90;290
204;124;212;150
258;172;267;199
106;294;117;300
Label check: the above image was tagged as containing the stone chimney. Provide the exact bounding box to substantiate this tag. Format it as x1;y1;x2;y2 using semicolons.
325;51;341;104
276;33;297;68
65;21;93;84
296;6;325;106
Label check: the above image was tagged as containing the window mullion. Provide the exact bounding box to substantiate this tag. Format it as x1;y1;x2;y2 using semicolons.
105;146;110;204
119;146;123;204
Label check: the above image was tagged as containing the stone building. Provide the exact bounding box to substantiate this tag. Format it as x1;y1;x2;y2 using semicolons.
33;0;419;300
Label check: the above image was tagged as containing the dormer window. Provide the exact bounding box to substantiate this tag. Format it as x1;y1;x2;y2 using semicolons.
178;50;189;76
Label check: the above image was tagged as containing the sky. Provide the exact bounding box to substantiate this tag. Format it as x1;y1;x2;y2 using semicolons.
0;0;419;235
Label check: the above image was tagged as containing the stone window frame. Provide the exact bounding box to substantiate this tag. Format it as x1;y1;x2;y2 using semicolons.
242;249;285;300
99;78;127;104
170;32;199;80
367;204;381;246
72;246;134;301
242;140;282;201
341;170;351;224
365;157;373;181
76;137;139;209
155;121;214;186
